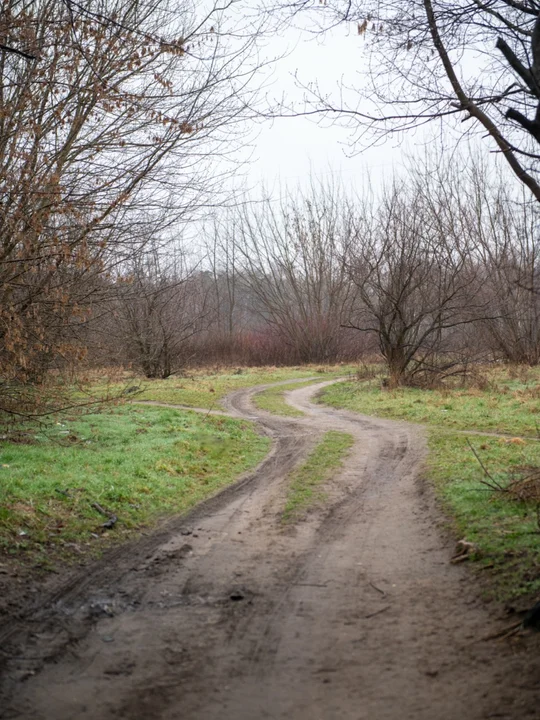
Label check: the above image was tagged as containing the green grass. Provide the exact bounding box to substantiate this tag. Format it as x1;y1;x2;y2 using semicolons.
428;431;540;601
134;365;352;410
319;368;540;600
283;431;354;521
253;379;325;417
320;376;540;437
0;404;270;566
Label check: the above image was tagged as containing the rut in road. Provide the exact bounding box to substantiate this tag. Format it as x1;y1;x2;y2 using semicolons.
2;380;540;720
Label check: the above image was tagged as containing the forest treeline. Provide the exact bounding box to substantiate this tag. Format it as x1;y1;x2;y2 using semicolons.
88;158;540;388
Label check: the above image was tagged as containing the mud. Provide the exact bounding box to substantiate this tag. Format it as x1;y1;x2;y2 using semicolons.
1;380;540;719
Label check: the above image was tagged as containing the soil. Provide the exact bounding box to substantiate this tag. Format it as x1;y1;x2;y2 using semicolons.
1;380;540;720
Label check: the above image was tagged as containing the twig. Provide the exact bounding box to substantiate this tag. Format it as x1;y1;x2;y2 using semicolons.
0;43;36;60
91;501;109;517
91;502;118;529
473;621;522;643
204;401;217;419
365;606;390;619
101;515;118;529
369;581;387;597
466;438;506;491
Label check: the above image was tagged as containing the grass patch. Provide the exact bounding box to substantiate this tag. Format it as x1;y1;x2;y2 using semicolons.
0;404;270;567
283;431;354;521
253;379;325;417
320;372;540;437
428;431;540;601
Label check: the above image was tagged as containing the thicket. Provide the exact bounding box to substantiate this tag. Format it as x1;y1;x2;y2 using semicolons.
0;0;263;417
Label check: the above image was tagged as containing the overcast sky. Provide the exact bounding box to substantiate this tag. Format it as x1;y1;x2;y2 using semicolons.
236;15;500;202
243;20;431;196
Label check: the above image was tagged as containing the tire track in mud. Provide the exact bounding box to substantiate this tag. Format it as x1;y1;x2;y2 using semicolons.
2;380;540;720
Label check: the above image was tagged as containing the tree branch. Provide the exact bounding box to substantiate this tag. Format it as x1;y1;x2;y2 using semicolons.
0;43;36;61
423;0;540;203
496;37;537;94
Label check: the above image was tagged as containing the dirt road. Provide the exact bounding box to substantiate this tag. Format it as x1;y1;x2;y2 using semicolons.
2;381;540;719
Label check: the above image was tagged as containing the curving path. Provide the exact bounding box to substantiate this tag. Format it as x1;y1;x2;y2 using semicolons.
2;381;540;719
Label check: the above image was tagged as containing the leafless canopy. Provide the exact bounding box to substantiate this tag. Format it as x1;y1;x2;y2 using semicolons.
276;0;540;201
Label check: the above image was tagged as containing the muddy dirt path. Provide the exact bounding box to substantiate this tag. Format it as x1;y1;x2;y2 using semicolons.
2;381;540;720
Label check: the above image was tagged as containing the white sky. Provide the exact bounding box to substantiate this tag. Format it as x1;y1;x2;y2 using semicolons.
235;16;510;201
244;20;434;195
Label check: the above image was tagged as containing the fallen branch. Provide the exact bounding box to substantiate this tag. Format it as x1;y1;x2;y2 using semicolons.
451;539;478;564
369;581;387;597
475;621;522;643
91;502;118;529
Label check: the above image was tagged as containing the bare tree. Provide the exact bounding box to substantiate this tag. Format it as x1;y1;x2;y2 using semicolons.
463;165;540;364
346;168;486;386
207;216;244;343
110;245;211;379
229;182;359;363
278;0;540;201
0;0;264;417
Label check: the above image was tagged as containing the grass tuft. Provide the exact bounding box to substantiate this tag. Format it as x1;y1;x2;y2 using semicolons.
283;431;354;521
253;379;325;417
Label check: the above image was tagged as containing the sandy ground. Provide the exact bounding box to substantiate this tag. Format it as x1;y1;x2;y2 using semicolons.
1;380;540;719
